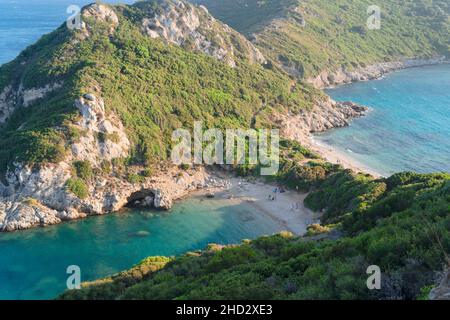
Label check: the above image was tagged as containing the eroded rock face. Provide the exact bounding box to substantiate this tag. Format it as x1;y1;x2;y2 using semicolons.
141;0;265;67
308;57;447;89
0;162;226;231
81;3;119;36
278;98;368;142
0;201;61;232
430;267;450;300
22;83;62;107
71;94;130;165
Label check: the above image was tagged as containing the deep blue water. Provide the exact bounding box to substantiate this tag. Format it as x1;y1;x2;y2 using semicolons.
0;0;134;65
320;64;450;176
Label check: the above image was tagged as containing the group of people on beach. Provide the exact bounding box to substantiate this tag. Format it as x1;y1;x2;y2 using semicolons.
267;185;303;211
268;186;289;201
268;187;280;201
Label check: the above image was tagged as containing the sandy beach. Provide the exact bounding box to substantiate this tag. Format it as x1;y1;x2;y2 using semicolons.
202;177;320;235
306;136;384;178
194;135;385;236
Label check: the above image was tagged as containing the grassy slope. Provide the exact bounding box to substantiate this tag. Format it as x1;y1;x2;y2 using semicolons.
192;0;298;36
0;1;320;174
60;169;450;300
195;0;450;78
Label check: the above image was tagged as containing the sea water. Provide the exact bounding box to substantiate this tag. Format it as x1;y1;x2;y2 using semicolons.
0;0;285;300
0;196;284;299
320;64;450;176
0;0;134;65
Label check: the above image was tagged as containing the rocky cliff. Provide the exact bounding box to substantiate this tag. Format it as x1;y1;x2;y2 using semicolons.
308;57;448;89
0;1;271;231
430;266;450;300
277;98;368;143
0;91;229;231
138;0;265;67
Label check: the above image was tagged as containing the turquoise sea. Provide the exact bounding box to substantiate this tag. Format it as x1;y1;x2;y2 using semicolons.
0;0;283;300
321;64;450;176
1;0;450;300
0;196;283;299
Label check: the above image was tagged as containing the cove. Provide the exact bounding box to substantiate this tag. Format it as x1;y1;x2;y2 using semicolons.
318;64;450;176
0;195;285;300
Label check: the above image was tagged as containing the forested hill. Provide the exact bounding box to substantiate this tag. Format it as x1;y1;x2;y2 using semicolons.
0;0;320;174
194;0;450;78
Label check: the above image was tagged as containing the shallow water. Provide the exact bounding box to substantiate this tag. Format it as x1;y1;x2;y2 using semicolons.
320;64;450;176
0;0;287;300
0;195;285;299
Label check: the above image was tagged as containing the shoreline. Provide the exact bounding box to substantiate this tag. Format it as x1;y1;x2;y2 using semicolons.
196;177;319;236
308;56;448;89
302;59;450;177
307;136;384;178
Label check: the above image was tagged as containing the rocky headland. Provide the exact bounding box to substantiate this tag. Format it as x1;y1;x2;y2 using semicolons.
308;57;448;89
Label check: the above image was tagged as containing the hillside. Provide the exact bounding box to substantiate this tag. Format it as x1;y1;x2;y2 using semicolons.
194;0;450;82
0;0;341;231
0;0;448;300
60;170;450;300
0;0;314;171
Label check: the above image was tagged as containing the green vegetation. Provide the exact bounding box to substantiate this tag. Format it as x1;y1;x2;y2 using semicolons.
60;170;450;299
196;0;450;78
73;160;93;181
0;0;319;175
66;178;89;199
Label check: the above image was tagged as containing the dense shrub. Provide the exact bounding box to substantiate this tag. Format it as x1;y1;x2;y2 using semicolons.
66;178;89;199
59;172;450;300
73;160;93;181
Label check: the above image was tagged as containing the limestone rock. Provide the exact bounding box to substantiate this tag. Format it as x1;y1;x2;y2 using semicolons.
430;268;450;300
308;56;447;89
278;97;368;142
140;0;265;67
81;3;119;36
0;200;61;232
0;82;62;125
72;94;130;165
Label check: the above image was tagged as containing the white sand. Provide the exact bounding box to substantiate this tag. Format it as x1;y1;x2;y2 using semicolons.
195;134;384;236
306;136;384;178
204;178;320;235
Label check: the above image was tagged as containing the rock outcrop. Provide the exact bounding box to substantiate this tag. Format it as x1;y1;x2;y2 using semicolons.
0;82;61;125
140;0;265;67
0;91;230;231
308;57;447;89
71;94;130;165
430;267;450;300
277;98;368;142
80;3;119;36
0;85;15;124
